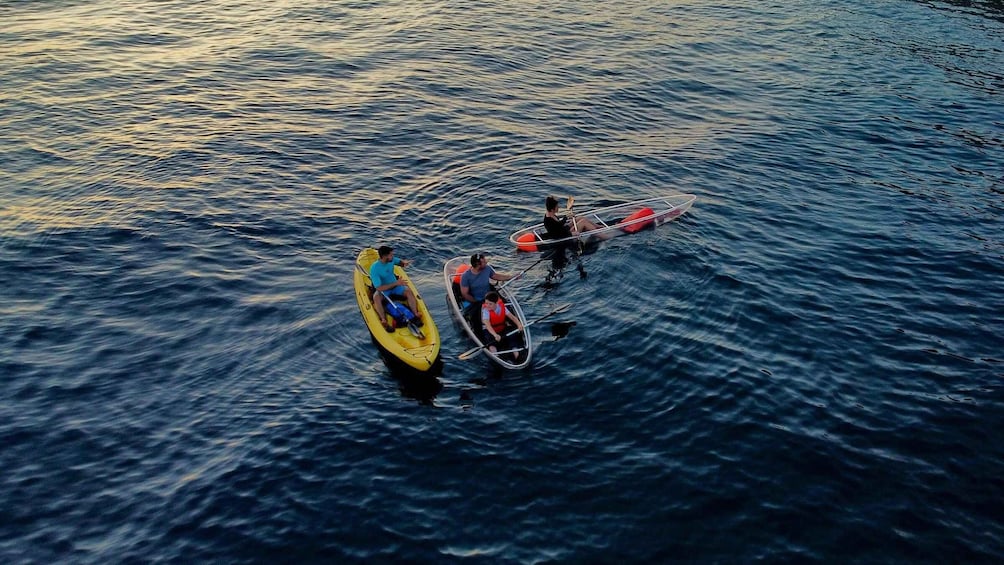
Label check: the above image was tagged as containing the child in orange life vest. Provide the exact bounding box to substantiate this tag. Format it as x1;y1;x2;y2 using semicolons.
481;291;524;356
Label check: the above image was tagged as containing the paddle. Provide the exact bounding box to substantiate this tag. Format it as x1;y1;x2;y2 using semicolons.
493;319;576;355
458;303;572;360
566;197;587;280
356;262;425;338
496;256;546;292
379;288;425;338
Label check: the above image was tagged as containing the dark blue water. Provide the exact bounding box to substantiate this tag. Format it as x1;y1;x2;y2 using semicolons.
2;0;1003;562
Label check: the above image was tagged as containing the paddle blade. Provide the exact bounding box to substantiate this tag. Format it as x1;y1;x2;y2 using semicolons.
458;346;484;361
408;322;425;339
549;303;573;316
551;321;576;340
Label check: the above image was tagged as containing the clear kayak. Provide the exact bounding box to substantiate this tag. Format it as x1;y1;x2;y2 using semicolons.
509;194;697;252
443;257;533;369
354;248;441;372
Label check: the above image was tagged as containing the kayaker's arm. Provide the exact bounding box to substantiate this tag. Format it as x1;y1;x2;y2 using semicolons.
490;271;518;283
483;312;502;342
374;279;405;292
506;310;523;332
486;326;501;342
371;256;411;292
460;282;475;303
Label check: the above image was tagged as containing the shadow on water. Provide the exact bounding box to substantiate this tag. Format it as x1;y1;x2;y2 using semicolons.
537;237;608;289
459;357;511;398
371;337;444;403
460;321;576;391
922;0;1004;23
539;243;588;285
551;320;576;339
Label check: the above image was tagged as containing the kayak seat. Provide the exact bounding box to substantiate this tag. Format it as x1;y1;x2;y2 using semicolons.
617;207;655;233
516;232;540;252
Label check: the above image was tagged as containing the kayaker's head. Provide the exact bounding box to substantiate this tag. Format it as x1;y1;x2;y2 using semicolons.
470;252;487;269
378;245;394;262
546;195;560;213
484;291;500;306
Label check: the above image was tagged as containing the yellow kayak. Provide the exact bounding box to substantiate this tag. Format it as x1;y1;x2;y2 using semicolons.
354;248;440;372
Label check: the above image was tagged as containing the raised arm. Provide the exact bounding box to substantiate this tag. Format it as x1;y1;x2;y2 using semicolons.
506;309;523;331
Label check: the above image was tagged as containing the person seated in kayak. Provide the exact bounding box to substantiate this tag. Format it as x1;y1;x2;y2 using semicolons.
543;195;610;241
370;245;422;332
460;252;518;330
542;195;608;274
481;291;523;358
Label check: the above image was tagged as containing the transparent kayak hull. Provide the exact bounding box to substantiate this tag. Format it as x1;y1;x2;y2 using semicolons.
509;194;696;252
443;257;533;369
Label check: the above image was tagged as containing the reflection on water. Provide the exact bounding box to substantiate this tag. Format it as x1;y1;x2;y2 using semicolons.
1;0;1003;562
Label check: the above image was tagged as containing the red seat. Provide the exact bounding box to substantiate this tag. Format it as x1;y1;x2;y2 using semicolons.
618;207;655;233
516;232;540;252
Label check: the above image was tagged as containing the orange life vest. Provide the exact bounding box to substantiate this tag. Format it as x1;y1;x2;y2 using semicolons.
483;300;507;332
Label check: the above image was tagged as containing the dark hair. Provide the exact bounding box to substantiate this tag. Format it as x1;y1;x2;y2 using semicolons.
378;245;393;257
470;253;485;267
485;291;499;303
546;195;560;212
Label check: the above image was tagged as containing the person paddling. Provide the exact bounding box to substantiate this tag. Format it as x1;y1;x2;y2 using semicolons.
369;245;422;332
543;195;608;242
543;195;605;277
460;252;518;331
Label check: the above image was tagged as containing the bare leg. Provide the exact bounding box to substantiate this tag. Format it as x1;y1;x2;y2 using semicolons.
575;216;612;240
373;290;393;329
405;288;422;322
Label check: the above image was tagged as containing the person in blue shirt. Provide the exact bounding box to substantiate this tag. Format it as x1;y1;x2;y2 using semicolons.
460;252;517;331
370;245;421;332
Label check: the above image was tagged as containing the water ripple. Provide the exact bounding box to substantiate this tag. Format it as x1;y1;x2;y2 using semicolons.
2;0;1003;562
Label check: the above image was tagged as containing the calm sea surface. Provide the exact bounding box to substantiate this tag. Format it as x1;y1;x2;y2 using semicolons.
2;0;1002;562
